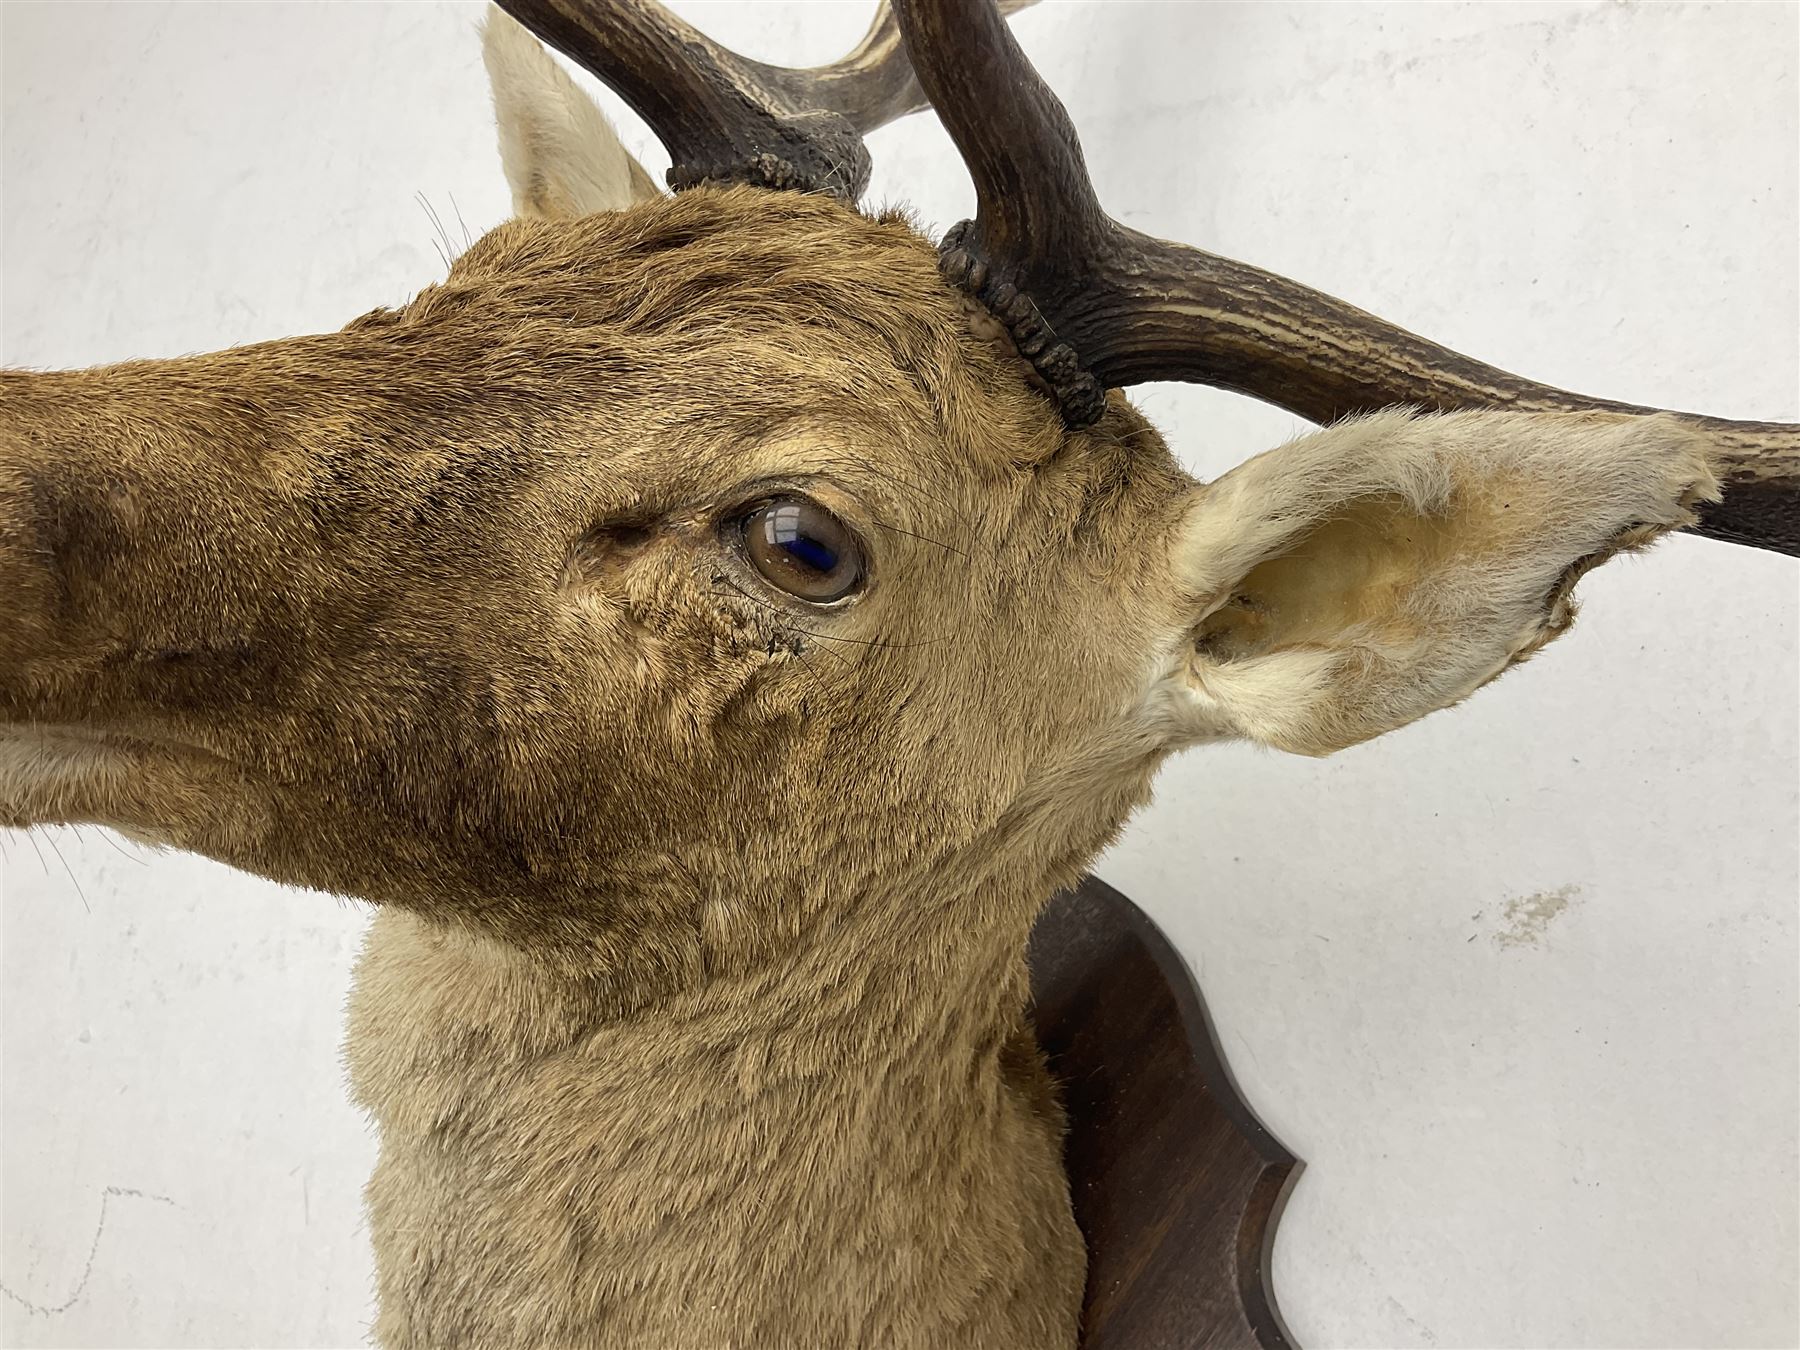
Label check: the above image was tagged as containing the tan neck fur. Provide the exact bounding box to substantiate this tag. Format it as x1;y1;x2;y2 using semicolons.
344;862;1101;1350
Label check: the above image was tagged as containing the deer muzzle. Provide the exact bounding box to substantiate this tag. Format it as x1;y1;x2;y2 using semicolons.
0;341;566;866
1;364;314;726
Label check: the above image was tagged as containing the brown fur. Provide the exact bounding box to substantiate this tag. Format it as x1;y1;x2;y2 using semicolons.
0;33;1720;1350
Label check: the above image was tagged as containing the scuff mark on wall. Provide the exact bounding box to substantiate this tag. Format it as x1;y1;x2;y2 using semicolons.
1492;884;1583;950
0;1185;177;1318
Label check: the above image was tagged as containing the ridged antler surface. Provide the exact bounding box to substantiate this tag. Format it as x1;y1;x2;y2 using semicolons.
495;0;1031;199
891;0;1799;554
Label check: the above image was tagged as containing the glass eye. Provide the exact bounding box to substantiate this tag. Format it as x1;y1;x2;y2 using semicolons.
739;496;865;603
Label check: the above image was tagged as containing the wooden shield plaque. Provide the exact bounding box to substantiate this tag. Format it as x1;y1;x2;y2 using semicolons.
1029;876;1301;1349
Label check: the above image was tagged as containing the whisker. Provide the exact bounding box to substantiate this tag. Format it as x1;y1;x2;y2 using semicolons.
447;191;474;250
422;192;451;251
44;830;91;915
709;580;951;653
791;628;953;652
416;192;455;272
89;827;148;866
23;828;51;879
869;519;972;560
791;646;827;695
852;460;979;538
710;580;852;669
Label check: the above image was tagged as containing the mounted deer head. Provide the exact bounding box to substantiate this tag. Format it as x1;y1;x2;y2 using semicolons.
2;2;1791;1347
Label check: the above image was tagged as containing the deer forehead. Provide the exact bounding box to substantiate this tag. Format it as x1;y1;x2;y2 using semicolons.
344;190;1192;606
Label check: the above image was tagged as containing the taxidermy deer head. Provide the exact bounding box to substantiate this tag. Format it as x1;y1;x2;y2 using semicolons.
2;1;1793;1347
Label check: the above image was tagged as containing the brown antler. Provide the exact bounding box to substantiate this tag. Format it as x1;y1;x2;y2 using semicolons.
494;0;1031;201
893;0;1800;556
786;0;1035;133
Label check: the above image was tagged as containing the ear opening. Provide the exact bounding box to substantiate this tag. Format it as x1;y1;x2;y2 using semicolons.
482;5;662;221
1160;409;1720;756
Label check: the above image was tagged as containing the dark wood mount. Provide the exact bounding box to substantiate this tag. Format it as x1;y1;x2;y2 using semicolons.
1030;877;1301;1349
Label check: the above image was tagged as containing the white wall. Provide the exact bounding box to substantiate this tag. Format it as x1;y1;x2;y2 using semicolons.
2;3;1795;1347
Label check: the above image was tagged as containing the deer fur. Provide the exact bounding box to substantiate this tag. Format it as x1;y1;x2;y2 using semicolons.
0;12;1719;1349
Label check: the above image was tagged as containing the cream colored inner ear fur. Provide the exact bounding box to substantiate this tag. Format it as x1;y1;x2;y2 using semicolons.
482;7;662;219
1157;409;1719;756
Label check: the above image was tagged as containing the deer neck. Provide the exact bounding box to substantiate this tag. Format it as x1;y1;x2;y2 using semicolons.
346;871;1046;1133
344;869;1088;1348
344;739;1162;1129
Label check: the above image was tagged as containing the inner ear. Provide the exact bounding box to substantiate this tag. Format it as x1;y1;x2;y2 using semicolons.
1162;409;1718;759
1195;491;1452;663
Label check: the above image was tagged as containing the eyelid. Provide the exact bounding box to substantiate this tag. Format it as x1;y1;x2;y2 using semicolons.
717;473;874;537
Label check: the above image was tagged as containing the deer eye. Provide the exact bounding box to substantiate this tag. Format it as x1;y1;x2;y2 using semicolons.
738;496;865;603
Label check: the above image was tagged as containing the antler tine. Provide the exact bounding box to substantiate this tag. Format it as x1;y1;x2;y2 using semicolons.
795;0;1037;135
496;0;868;198
893;0;1800;555
890;0;1115;422
495;0;1034;202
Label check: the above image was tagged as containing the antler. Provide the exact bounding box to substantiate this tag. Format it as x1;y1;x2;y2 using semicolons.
494;0;1031;201
892;0;1800;556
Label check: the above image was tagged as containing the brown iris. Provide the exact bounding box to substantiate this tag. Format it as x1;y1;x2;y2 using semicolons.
739;496;865;603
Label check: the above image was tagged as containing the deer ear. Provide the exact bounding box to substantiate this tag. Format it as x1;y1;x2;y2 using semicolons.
1154;409;1720;756
482;6;662;220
